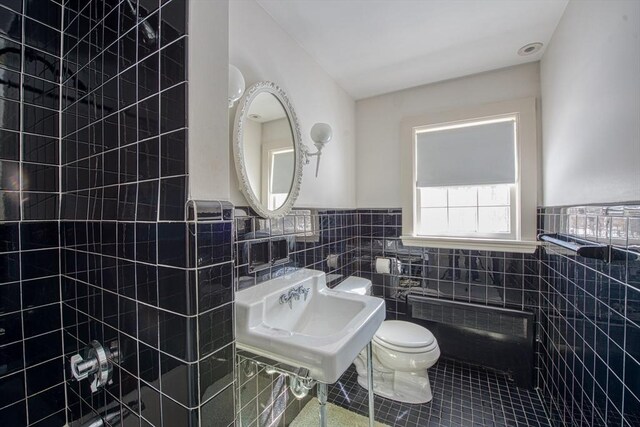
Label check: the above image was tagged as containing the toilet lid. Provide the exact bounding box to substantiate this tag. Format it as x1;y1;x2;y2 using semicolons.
374;320;435;349
334;277;371;295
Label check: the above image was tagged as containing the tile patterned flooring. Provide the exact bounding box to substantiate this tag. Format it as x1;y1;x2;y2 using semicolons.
327;358;551;427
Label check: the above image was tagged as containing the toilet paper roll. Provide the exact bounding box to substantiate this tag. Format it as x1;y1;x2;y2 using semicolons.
326;254;339;269
375;257;391;274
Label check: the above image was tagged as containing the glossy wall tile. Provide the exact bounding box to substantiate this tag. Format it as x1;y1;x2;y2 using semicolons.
537;205;640;427
56;1;235;427
0;0;64;425
357;209;539;319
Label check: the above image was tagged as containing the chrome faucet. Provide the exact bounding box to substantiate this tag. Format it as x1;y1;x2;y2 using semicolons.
279;285;310;308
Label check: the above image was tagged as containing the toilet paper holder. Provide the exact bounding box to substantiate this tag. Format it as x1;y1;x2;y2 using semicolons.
70;340;119;393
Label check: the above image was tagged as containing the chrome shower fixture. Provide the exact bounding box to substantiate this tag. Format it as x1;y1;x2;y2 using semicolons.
70;340;119;393
125;0;158;45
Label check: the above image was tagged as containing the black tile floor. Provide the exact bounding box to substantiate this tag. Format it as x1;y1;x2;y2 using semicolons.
328;358;551;427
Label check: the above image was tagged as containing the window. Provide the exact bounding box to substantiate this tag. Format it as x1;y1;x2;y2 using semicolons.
268;148;294;210
401;98;538;253
418;184;515;237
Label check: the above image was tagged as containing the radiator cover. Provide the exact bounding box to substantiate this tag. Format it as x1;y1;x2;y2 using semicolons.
405;294;535;389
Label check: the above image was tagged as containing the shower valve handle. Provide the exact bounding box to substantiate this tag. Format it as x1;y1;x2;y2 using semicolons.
70;340;118;393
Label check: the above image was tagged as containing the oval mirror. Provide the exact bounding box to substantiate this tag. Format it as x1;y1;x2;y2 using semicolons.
233;82;302;218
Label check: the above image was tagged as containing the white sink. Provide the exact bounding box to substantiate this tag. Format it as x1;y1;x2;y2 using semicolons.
236;269;385;383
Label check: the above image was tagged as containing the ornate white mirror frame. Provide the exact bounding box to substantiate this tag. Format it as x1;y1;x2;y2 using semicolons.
232;81;303;218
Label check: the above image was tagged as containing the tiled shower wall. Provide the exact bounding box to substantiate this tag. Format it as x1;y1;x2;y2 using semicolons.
60;0;189;423
537;205;640;427
57;1;234;426
0;0;65;425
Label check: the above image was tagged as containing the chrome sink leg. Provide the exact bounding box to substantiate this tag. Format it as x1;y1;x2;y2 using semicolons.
318;382;327;427
367;342;375;427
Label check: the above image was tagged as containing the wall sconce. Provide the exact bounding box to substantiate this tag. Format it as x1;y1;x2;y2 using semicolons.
302;123;332;177
228;64;245;108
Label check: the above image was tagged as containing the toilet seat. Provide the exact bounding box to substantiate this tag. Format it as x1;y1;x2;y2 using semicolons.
373;320;437;353
374;337;438;354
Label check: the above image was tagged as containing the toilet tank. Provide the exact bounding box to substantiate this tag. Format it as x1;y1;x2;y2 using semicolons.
334;276;372;296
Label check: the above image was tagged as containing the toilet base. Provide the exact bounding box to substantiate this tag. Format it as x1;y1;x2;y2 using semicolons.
354;366;434;404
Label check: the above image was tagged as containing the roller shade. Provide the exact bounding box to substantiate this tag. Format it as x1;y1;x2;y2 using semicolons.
271;150;294;194
416;120;516;187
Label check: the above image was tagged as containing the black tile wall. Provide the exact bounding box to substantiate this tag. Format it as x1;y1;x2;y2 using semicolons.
357;209;539;320
0;0;64;425
59;0;188;224
234;208;359;291
56;1;236;427
537;205;640;427
62;203;236;427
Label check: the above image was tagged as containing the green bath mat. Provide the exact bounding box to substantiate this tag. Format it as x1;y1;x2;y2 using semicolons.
290;400;390;427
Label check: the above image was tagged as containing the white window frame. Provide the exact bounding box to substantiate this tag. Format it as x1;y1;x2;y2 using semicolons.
264;147;294;211
400;98;539;253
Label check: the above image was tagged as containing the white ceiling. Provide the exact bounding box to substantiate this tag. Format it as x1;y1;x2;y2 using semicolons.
247;92;287;123
256;0;569;100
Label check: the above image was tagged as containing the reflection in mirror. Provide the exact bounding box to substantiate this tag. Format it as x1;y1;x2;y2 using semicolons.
234;81;302;218
269;149;294;209
241;92;295;211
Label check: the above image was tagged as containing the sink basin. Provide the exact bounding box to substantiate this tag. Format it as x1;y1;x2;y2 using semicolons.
236;269;385;383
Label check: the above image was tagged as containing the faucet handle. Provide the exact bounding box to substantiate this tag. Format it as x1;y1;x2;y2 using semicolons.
280;294;293;309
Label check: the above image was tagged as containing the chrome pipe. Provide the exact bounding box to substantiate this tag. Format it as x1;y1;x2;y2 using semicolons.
367;342;375;427
318;382;328;427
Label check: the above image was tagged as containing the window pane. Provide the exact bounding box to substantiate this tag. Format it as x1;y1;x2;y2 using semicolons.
449;186;477;207
419;187;447;207
478;185;510;206
270;193;288;210
479;207;510;233
419;208;447;235
449;207;477;233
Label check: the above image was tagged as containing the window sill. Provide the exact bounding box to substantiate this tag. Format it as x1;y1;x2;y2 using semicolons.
400;235;539;253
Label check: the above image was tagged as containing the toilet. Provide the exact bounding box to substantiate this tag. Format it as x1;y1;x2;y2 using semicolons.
334;276;440;404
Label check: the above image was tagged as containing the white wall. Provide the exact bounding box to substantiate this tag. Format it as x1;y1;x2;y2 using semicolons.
355;63;542;208
188;0;230;201
541;0;640;206
229;0;356;209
